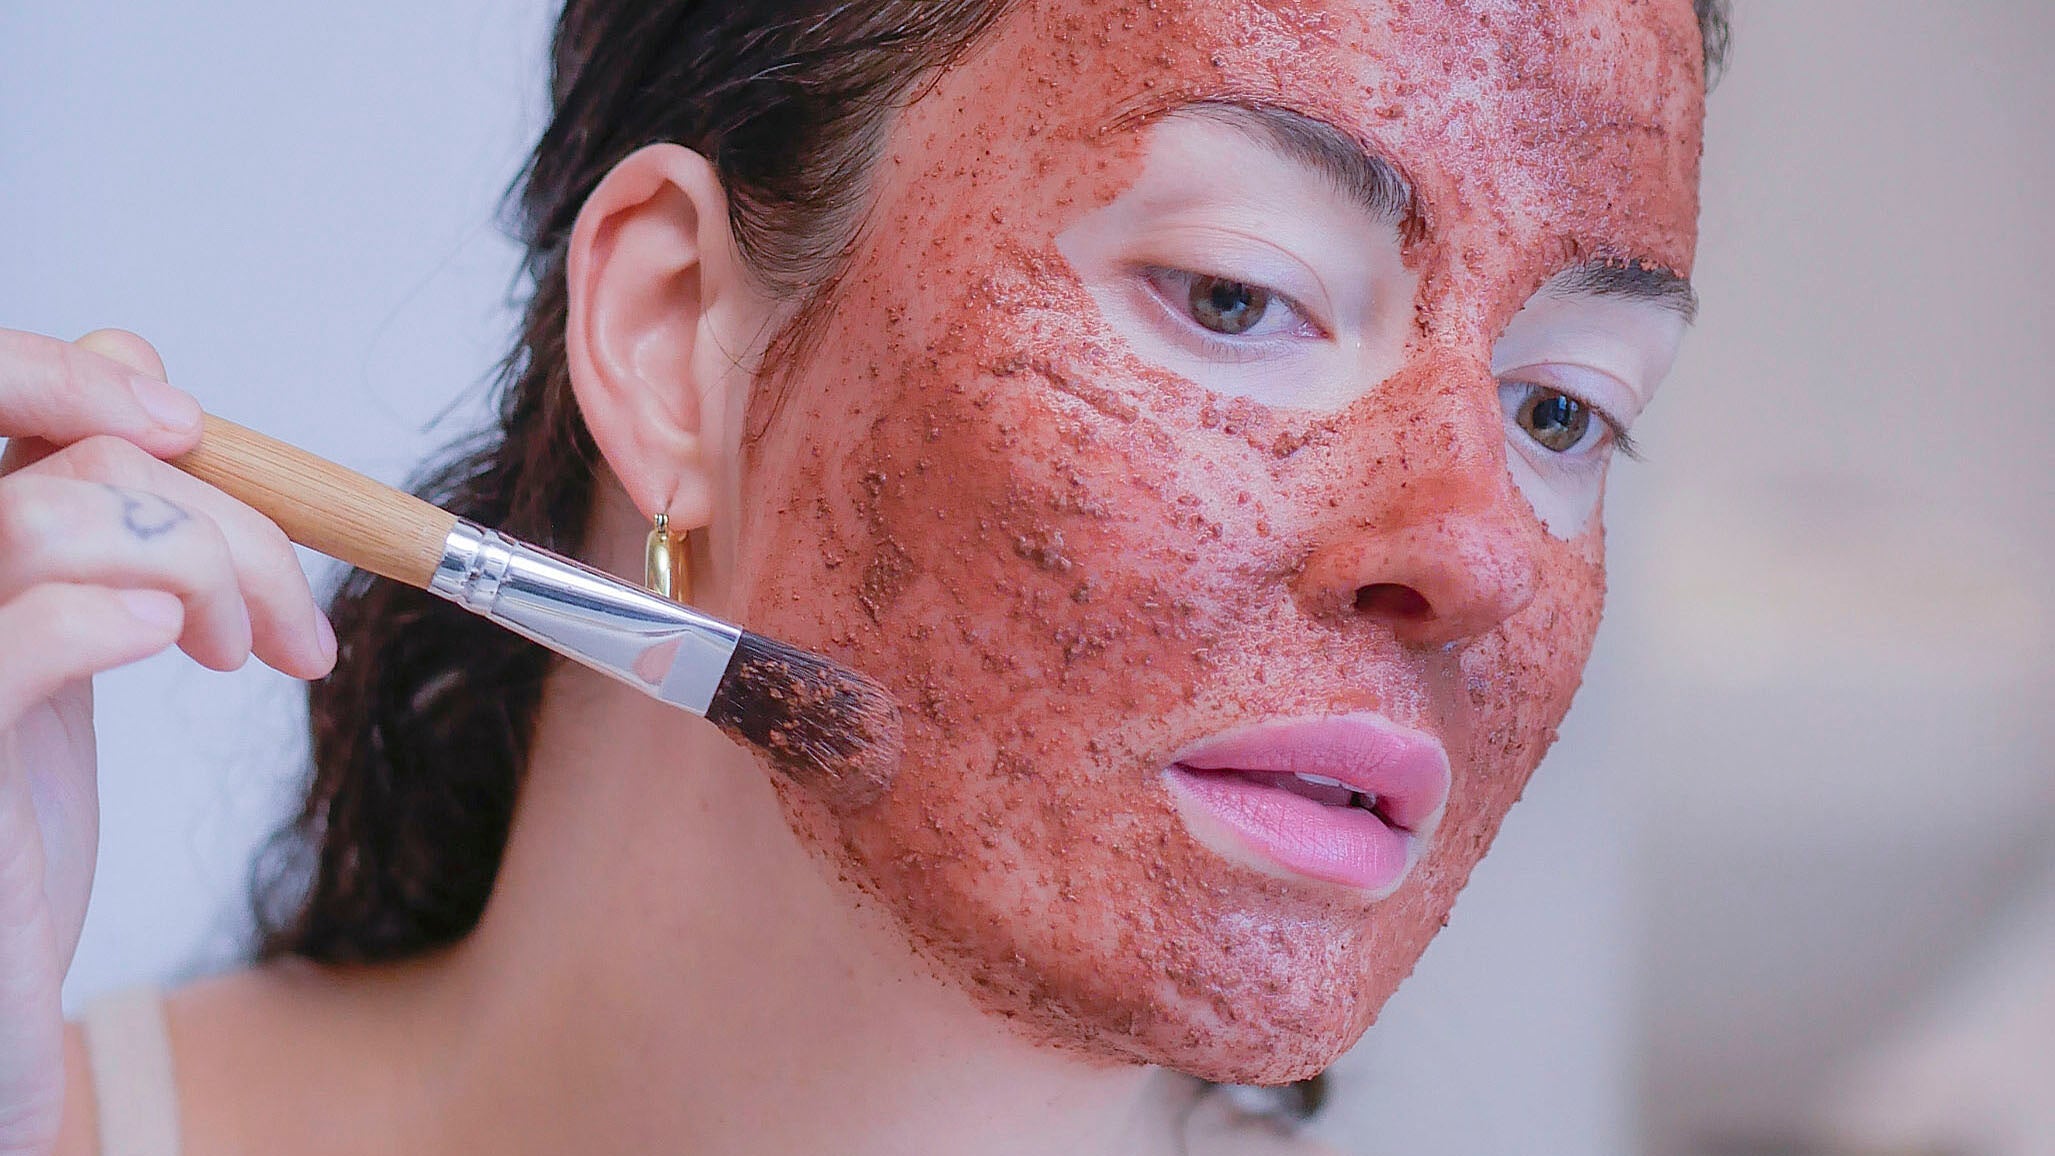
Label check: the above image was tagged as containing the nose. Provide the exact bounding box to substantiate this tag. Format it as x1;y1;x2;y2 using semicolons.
1292;358;1540;647
1298;514;1538;646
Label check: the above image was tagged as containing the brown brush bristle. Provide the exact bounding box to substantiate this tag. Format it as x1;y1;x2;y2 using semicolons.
705;631;903;808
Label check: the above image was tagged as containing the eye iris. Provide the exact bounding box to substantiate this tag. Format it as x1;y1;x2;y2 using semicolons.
1521;391;1591;452
1188;276;1269;335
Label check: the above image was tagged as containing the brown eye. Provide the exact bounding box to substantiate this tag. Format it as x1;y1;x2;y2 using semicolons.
1187;275;1270;335
1514;387;1594;453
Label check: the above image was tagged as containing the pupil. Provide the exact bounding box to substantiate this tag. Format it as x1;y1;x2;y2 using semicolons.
1189;276;1267;335
1524;391;1590;452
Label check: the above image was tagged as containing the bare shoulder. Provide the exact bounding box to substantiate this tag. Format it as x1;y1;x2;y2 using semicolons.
163;958;427;1155
58;960;437;1156
1182;1088;1348;1156
54;965;328;1156
55;972;297;1156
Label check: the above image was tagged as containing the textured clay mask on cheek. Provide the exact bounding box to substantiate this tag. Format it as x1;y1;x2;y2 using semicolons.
732;0;1705;1084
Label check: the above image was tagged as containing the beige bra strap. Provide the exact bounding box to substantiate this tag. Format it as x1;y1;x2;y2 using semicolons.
78;987;183;1156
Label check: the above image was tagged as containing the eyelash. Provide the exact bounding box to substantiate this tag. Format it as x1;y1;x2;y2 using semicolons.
1140;266;1325;357
1501;378;1644;462
1607;416;1643;461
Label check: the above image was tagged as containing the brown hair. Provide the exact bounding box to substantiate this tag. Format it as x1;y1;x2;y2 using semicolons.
254;0;1730;1111
253;0;1015;961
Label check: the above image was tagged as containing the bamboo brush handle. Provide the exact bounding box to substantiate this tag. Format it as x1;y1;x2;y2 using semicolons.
173;414;458;589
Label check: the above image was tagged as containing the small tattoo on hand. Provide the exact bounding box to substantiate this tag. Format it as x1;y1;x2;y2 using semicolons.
105;485;189;541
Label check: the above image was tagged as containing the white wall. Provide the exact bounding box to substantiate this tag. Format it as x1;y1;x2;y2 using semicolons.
1823;844;2055;1155
1;0;555;997
3;6;1634;1153
1624;4;2055;1151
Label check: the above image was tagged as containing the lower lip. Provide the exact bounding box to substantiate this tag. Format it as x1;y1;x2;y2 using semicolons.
1165;766;1416;894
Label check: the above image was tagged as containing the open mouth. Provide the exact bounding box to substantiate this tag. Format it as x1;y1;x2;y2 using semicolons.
1174;768;1396;826
1162;713;1451;895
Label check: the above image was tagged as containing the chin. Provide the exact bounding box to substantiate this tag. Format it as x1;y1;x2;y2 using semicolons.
761;738;1480;1086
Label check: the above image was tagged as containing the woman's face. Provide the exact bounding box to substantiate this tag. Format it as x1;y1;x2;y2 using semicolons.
728;0;1700;1082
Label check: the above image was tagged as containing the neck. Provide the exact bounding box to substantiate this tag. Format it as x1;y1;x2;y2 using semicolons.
419;665;1188;1156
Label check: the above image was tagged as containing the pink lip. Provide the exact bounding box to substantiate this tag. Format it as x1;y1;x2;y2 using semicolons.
1163;712;1452;895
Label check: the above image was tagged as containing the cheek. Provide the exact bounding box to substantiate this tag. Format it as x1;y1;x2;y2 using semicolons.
736;261;1276;1056
744;235;1288;709
759;246;1260;833
1415;526;1606;903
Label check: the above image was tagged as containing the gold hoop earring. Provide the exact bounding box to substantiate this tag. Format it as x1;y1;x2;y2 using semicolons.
644;512;690;603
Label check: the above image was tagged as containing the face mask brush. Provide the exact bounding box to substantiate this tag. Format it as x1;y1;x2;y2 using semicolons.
174;413;900;808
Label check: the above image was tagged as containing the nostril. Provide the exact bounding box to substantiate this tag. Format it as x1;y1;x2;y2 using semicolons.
1354;583;1431;620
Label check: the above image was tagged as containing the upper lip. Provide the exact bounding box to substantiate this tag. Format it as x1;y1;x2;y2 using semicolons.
1169;711;1452;834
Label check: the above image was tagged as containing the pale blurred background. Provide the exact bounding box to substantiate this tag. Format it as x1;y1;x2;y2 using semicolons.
4;3;2050;1154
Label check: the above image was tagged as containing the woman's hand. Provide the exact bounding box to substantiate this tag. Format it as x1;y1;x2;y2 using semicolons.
0;328;335;1156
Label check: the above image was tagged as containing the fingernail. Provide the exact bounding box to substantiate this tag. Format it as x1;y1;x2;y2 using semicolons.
131;375;202;432
314;610;337;666
118;589;184;630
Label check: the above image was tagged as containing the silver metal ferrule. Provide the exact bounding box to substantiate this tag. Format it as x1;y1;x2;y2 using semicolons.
427;520;743;715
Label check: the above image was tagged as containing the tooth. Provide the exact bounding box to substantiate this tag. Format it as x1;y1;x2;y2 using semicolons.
1294;773;1346;789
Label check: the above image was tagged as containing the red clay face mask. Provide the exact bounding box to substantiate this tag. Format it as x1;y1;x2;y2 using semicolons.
732;0;1703;1082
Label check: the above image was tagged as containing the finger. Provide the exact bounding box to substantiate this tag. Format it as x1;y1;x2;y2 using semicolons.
74;327;169;382
2;330;175;476
18;436;334;678
0;434;57;474
0;585;184;726
0;761;66;1156
0;474;252;673
0;327;201;457
0;587;178;1146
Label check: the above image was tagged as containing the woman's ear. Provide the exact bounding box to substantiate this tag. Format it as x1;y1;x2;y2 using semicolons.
565;144;769;532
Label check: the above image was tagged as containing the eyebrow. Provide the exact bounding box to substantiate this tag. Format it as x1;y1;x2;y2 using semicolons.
1171;101;1698;322
1179;101;1417;227
1547;260;1700;323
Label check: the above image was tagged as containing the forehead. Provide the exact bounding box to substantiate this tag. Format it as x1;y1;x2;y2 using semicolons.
969;0;1705;274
